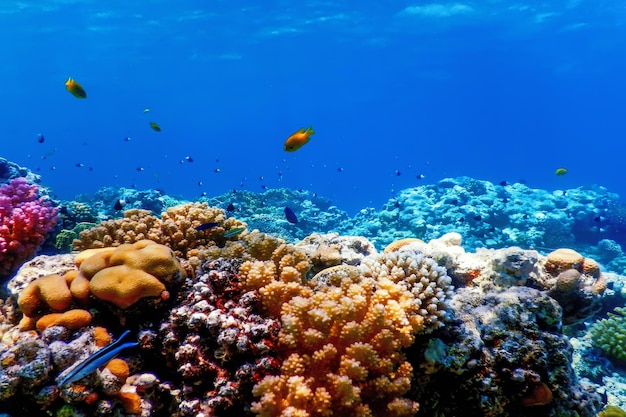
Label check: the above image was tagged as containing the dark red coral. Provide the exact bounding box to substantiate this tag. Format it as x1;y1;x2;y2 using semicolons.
160;258;280;416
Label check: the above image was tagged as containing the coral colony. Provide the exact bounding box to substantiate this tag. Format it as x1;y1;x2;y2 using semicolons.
0;177;59;278
1;157;626;416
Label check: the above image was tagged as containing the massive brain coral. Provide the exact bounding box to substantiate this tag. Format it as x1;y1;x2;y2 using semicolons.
0;178;59;279
17;240;185;323
76;239;185;309
241;245;454;417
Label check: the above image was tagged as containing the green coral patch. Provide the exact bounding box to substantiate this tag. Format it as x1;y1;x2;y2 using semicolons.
590;307;626;365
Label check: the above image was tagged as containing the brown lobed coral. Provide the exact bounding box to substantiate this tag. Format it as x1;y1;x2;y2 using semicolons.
74;203;247;262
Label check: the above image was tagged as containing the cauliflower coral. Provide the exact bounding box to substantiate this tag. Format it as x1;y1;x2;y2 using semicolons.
0;178;59;278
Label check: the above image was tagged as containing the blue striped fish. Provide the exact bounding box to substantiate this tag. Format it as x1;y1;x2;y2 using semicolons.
57;330;138;386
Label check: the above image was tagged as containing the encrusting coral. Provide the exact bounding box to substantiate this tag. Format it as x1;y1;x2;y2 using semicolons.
35;309;92;331
241;245;454;417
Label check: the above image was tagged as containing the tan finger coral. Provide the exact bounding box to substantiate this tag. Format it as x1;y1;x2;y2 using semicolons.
73;203;247;261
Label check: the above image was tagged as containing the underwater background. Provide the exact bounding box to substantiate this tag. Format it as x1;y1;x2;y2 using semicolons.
2;1;626;417
2;0;626;214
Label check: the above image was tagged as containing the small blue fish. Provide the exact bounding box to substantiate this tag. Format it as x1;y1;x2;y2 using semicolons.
284;207;298;224
57;330;138;386
195;222;220;231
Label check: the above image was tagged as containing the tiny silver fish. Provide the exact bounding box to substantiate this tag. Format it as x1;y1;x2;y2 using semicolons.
57;330;138;386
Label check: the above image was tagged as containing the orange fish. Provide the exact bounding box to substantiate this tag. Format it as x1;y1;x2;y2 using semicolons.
284;126;314;152
65;77;87;98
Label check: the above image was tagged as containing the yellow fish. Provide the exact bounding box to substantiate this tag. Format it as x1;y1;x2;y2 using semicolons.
65;77;87;98
149;122;162;132
555;167;568;176
284;126;314;152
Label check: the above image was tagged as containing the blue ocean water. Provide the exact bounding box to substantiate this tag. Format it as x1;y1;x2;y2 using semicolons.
1;1;625;214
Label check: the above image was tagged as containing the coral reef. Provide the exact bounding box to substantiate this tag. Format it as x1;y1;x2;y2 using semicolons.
295;232;377;274
0;157;41;185
159;257;281;416
0;178;59;279
73;203;247;262
204;188;351;242
337;177;626;254
590;307;626;365
2;173;625;417
242;246;453;416
412;286;603;417
73;186;183;219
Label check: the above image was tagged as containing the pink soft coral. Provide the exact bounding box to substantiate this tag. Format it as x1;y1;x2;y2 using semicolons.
0;178;59;278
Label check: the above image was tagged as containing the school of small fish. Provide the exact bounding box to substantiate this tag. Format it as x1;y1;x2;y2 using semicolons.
44;75;569;213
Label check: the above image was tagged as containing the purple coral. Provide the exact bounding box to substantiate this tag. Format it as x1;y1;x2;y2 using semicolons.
0;177;59;278
160;258;280;416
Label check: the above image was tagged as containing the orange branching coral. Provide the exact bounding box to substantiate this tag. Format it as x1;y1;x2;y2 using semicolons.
245;246;453;417
240;244;312;317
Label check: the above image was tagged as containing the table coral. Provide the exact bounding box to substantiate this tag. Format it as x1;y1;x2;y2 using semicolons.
0;177;59;279
243;246;454;417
